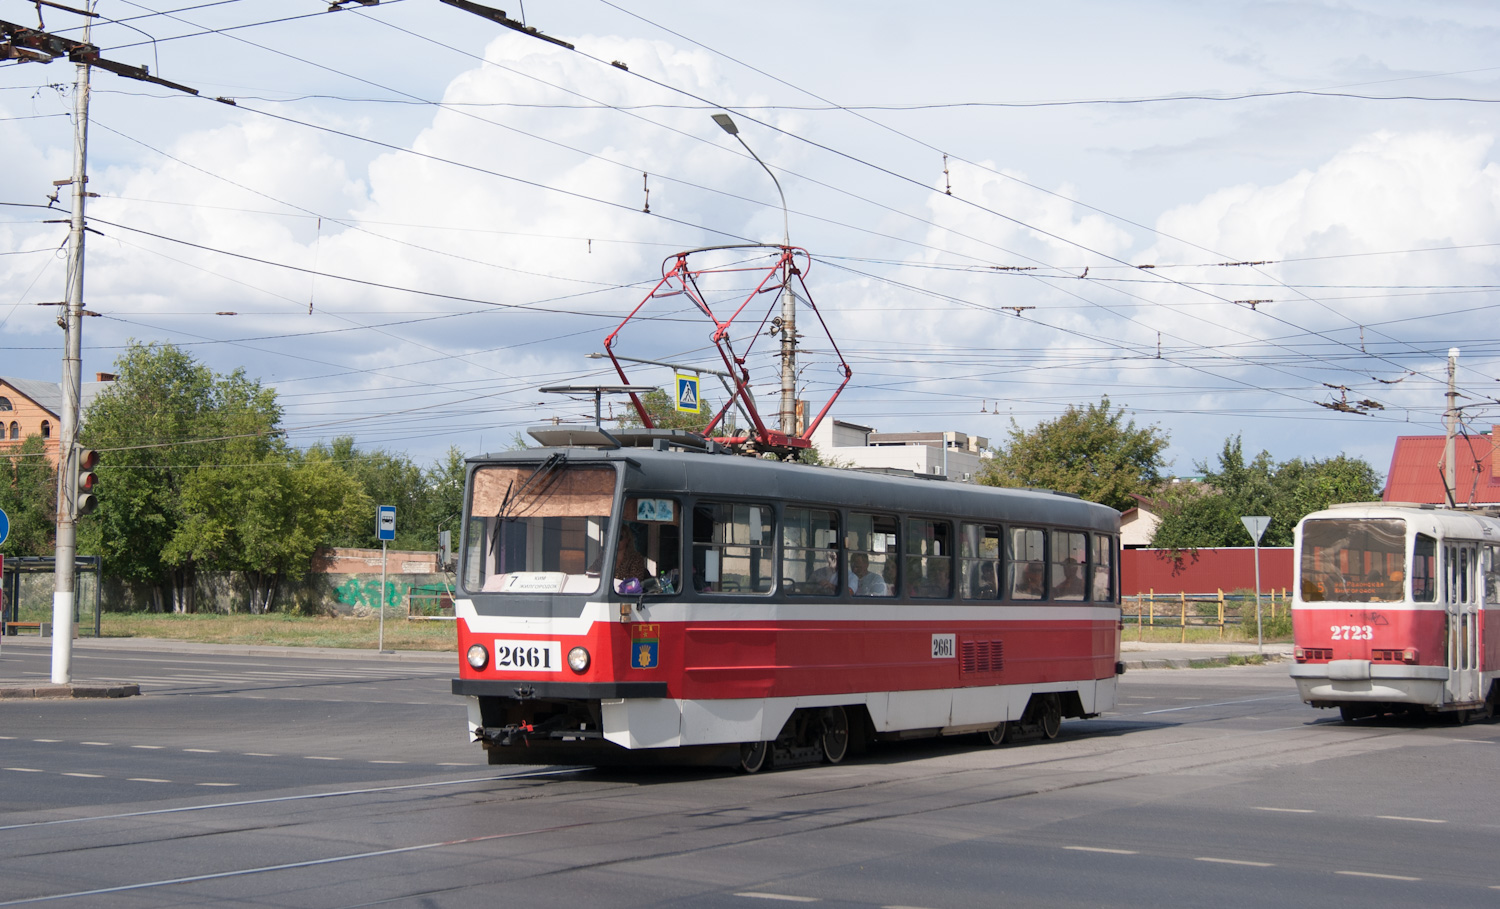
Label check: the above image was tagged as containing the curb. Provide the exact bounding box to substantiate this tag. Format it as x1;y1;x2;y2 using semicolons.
0;637;455;663
0;681;141;699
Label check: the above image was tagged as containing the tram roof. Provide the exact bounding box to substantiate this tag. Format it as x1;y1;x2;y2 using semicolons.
469;435;1119;533
1301;501;1500;537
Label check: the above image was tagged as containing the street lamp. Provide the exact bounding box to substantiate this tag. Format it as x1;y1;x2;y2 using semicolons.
712;113;789;248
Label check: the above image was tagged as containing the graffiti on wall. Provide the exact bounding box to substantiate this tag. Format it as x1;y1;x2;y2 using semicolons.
335;577;409;612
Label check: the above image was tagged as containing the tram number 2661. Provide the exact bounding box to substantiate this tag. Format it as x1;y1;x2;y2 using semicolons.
1329;625;1374;641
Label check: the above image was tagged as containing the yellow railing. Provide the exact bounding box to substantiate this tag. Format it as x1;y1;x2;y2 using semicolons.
1123;588;1288;641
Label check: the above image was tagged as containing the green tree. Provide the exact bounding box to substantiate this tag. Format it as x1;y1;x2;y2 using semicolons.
618;388;718;433
977;397;1170;510
0;435;57;557
1150;436;1382;549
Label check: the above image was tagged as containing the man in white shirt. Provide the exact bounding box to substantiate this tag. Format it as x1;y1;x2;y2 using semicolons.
849;552;888;597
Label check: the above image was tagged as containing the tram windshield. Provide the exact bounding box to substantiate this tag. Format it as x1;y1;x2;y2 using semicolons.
464;463;616;595
1300;518;1406;603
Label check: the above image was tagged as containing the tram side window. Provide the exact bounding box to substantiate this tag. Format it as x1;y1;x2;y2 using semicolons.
1051;530;1087;601
906;519;953;599
1485;545;1500;605
614;496;681;595
847;513;897;597
784;508;841;596
692;502;774;594
1413;534;1437;602
960;523;1002;600
1008;527;1046;600
1092;534;1114;602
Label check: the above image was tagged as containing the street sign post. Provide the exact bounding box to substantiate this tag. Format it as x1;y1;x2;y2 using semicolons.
675;374;701;413
377;506;395;653
1240;516;1271;653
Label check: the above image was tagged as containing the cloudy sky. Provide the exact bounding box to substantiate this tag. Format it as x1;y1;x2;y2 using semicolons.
5;0;1500;480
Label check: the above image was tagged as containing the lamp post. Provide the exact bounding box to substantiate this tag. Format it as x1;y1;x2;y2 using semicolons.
712;113;797;436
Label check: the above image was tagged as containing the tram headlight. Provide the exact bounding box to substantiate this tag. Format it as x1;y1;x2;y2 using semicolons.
567;646;590;674
466;643;489;670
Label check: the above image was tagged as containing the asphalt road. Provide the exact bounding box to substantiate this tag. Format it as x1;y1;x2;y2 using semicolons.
3;640;1500;908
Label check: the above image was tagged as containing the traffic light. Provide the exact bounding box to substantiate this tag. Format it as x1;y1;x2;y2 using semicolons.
76;449;99;517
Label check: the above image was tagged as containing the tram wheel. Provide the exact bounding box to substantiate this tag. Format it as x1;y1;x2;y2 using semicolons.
819;706;850;764
981;722;1009;747
737;741;769;774
1039;696;1062;740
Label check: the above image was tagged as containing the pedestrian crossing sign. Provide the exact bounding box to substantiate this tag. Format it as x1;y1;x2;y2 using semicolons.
675;374;701;413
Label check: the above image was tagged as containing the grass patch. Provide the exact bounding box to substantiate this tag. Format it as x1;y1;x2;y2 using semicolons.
1123;625;1291;644
98;613;457;651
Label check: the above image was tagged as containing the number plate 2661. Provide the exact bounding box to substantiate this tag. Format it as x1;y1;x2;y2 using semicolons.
490;640;562;672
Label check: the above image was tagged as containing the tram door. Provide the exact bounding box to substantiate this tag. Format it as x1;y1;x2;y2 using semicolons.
1444;542;1481;705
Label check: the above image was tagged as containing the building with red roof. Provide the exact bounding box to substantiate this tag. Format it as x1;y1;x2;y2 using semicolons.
1381;431;1500;506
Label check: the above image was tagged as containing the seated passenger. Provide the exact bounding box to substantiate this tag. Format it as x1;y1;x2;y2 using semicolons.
849;552;888;597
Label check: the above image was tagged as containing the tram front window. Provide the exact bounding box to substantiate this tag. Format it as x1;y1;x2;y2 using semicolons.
463;464;615;595
1300;518;1406;603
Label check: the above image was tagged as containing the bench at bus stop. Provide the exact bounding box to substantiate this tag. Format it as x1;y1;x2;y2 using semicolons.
3;621;51;636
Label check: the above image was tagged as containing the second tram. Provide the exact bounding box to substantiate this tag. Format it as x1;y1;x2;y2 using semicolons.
1290;502;1500;721
452;427;1124;770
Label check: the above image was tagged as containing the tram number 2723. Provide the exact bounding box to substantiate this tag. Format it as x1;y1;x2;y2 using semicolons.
1329;625;1374;641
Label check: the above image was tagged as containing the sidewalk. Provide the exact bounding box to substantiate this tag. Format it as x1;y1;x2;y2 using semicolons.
1120;639;1293;670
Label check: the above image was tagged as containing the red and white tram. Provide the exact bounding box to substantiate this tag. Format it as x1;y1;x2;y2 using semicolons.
1291;502;1500;721
452;427;1124;770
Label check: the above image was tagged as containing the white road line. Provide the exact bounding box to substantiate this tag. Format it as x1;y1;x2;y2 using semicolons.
437;762;469;766
0;767;581;832
1063;846;1137;855
183;749;219;754
0;736;13;740
61;773;104;778
32;739;60;743
1377;815;1445;824
79;742;111;746
243;753;276;757
197;783;237;787
0;823;588;906
733;895;820;903
369;760;406;764
128;778;171;783
305;756;341;761
4;768;42;773
129;745;163;750
1335;871;1420;881
1254;807;1314;814
1196;857;1274;867
1142;695;1295;715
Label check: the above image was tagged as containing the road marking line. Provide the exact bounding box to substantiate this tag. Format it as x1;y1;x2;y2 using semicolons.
733;894;819;903
4;768;42;773
1064;846;1137;854
196;783;237;787
1142;695;1294;715
437;762;468;766
1196;857;1274;867
128;778;171;783
129;745;164;750
243;753;275;757
32;739;60;743
79;742;111;746
183;749;219;754
369;760;406;764
305;756;341;761
1336;871;1419;881
61;773;104;778
883;906;939;909
1254;807;1314;814
0;736;13;740
1377;815;1445;824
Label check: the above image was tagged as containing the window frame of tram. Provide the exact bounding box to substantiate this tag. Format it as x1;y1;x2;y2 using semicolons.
905;518;954;599
847;512;898;598
1050;530;1088;601
692;501;775;595
783;506;841;597
1413;533;1437;603
617;495;683;596
959;523;1003;601
1007;526;1047;600
461;464;617;595
1091;533;1115;602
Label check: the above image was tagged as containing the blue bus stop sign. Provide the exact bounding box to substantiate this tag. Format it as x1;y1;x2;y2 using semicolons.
377;505;396;542
0;507;8;547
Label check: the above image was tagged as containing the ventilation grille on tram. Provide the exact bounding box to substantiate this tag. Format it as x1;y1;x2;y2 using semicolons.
961;639;1003;674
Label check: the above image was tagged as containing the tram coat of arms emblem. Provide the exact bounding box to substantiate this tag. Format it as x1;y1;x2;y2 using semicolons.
631;623;659;669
